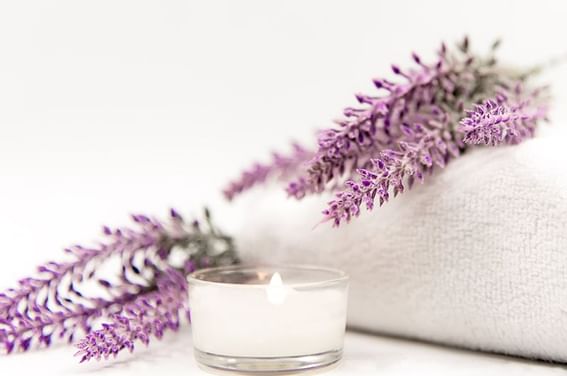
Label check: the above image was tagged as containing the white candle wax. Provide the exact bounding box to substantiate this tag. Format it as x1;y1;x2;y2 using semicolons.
188;265;348;359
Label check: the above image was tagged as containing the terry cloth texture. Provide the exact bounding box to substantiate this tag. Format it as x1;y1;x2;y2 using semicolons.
231;131;567;362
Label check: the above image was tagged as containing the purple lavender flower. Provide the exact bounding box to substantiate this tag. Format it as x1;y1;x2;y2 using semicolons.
322;88;548;225
74;268;188;362
284;40;480;199
225;38;484;201
223;143;312;200
322;123;457;225
224;38;550;226
0;209;238;358
459;91;548;146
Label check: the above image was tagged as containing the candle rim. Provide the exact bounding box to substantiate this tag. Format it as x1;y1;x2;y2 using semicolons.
187;264;349;289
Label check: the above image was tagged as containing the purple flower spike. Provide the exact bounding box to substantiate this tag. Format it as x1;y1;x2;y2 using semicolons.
75;268;188;362
459;96;547;146
281;39;482;198
224;37;550;227
223;143;312;200
322;125;453;226
0;209;238;359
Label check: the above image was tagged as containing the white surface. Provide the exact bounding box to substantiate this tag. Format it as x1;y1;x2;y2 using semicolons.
1;0;567;374
234;130;567;362
1;329;566;376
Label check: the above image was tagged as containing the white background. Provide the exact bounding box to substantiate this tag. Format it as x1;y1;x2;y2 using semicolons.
1;1;567;374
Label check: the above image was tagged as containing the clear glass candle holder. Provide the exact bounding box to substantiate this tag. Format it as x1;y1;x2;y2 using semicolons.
188;264;349;373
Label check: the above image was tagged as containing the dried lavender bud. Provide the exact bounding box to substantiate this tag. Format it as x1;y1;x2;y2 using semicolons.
224;38;550;226
0;209;238;357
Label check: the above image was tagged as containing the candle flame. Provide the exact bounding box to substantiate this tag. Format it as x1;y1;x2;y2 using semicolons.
270;272;283;287
266;272;286;305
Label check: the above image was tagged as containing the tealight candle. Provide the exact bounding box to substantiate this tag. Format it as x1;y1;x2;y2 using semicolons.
188;265;349;373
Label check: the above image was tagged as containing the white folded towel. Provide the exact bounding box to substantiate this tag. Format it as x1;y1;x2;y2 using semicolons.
229;128;567;361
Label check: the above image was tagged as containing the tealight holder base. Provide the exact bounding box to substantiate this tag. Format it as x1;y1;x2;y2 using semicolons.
194;348;342;374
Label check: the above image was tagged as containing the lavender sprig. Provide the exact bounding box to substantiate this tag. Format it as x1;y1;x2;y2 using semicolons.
285;38;493;199
223;143;312;200
459;91;548;146
74;268;188;362
322;123;455;225
322;84;547;225
0;209;238;357
224;38;550;226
